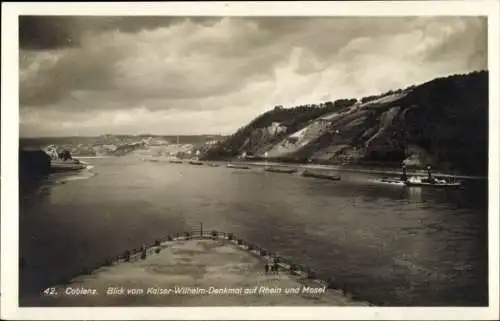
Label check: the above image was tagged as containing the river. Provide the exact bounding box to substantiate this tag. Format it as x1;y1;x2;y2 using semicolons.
19;157;488;306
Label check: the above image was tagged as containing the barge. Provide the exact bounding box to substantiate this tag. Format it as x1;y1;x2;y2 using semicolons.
301;170;341;181
227;163;251;169
206;163;220;167
188;160;204;166
264;167;297;174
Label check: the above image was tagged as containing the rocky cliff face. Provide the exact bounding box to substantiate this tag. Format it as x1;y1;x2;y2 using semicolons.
202;71;488;175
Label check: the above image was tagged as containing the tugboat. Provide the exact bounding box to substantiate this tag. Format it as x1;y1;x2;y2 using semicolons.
404;165;462;188
188;150;204;165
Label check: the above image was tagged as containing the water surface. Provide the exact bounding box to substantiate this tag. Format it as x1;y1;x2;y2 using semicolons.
20;157;488;306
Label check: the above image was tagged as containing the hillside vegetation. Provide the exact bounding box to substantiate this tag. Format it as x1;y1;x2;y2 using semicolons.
202;71;488;175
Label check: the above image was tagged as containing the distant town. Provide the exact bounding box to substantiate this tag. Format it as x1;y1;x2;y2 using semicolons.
20;135;224;158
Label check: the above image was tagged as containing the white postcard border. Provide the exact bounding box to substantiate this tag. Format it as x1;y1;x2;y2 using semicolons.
2;1;499;320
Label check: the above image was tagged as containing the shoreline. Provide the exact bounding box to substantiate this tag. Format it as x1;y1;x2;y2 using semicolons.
20;146;487;180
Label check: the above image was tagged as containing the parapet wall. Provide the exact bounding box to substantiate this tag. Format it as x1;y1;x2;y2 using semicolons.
52;230;373;306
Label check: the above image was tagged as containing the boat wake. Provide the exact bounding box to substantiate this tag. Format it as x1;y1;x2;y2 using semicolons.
52;170;96;184
370;178;405;186
49;162;96;184
22;169;96;200
57;172;96;183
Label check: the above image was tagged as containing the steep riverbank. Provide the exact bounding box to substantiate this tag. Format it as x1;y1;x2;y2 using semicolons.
202;71;488;176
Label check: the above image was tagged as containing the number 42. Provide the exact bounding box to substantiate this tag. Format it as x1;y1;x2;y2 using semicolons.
43;287;57;295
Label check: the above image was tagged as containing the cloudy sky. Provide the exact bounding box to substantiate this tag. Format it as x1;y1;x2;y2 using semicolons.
19;16;487;137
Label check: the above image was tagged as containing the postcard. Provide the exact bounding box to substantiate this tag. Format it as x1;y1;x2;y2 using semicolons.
1;1;499;320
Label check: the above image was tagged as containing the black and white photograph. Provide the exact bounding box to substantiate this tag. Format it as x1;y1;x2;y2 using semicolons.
1;1;499;320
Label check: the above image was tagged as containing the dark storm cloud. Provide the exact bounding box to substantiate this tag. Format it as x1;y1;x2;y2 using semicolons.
19;16;82;50
18;16;488;136
19;16;220;50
